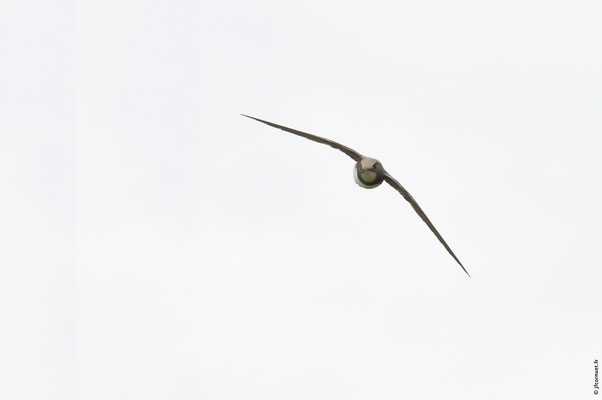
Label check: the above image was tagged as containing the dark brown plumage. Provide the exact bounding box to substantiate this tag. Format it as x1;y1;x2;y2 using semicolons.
242;114;470;278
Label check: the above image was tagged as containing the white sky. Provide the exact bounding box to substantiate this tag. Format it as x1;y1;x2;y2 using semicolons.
1;0;601;399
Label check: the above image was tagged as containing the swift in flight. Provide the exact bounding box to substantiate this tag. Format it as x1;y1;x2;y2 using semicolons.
242;114;470;277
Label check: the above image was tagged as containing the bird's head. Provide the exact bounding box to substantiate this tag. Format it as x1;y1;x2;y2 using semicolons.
354;157;385;188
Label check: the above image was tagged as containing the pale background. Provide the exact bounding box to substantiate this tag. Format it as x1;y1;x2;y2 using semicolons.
1;0;601;399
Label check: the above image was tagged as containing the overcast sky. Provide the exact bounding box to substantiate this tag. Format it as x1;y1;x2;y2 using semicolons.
1;0;601;399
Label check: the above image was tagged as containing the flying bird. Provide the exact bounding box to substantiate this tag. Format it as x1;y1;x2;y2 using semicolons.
242;114;470;277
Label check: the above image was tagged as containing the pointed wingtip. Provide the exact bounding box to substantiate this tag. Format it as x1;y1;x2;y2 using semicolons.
242;114;267;124
453;256;471;278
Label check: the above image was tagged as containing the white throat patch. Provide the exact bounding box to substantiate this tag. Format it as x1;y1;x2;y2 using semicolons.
353;167;380;189
360;171;377;183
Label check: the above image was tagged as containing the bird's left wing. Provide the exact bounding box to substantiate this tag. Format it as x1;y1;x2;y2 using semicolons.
242;114;364;162
383;172;470;277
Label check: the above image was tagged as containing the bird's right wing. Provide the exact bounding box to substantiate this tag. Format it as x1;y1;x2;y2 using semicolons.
383;172;471;277
242;114;364;162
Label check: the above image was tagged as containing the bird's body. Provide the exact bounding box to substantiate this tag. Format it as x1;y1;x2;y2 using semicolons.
242;114;471;277
353;157;385;189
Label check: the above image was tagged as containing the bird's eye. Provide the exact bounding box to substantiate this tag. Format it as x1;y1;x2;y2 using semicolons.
373;163;378;168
